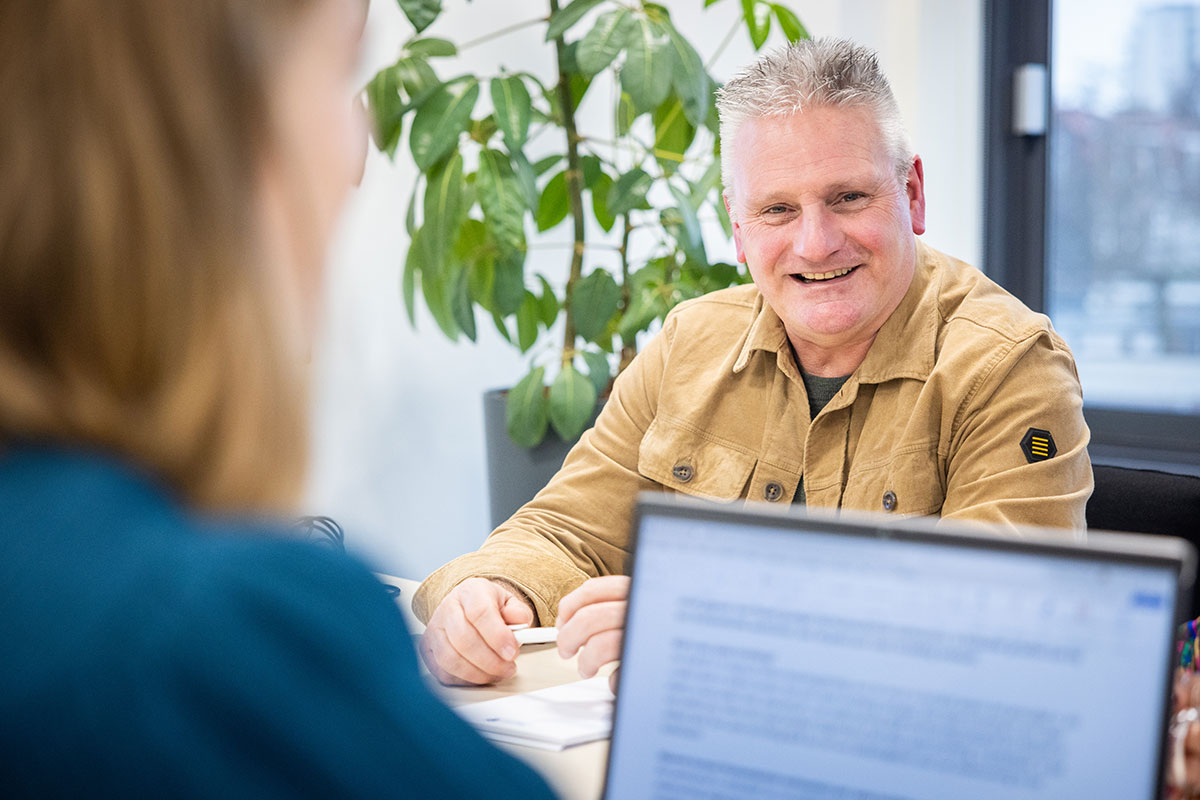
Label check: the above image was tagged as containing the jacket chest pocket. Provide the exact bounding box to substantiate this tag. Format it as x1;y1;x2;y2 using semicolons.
638;417;757;501
842;446;945;516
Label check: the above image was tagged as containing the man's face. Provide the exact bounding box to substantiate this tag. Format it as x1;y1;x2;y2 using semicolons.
727;106;926;363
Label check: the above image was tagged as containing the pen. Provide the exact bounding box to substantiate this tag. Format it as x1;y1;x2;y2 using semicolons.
508;623;558;645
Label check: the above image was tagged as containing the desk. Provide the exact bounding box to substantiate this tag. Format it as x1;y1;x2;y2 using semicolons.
386;576;608;800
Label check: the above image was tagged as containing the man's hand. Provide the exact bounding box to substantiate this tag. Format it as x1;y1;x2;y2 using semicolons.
557;576;630;692
419;578;534;686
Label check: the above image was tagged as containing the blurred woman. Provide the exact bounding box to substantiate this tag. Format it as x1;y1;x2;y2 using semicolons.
0;1;554;796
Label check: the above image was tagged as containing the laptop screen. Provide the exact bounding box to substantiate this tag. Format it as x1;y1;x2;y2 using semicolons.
604;503;1187;800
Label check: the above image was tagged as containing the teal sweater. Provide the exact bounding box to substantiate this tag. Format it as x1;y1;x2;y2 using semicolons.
0;444;556;799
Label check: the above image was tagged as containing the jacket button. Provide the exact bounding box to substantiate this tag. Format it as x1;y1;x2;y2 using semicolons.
882;490;897;512
672;463;694;483
764;481;784;502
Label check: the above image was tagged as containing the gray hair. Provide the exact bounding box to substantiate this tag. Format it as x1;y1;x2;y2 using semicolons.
716;37;915;218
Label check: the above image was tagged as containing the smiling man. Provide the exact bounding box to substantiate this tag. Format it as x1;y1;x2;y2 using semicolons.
413;38;1093;688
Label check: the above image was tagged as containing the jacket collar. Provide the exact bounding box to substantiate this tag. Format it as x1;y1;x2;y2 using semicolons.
732;238;940;385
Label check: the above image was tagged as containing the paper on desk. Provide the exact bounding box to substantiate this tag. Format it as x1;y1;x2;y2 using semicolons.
454;675;614;751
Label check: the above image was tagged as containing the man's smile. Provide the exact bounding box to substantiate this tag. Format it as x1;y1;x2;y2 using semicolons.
789;265;861;284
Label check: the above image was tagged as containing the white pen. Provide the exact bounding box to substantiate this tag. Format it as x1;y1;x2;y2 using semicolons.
508;623;558;645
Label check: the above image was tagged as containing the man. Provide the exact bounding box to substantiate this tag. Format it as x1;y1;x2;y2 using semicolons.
413;38;1093;687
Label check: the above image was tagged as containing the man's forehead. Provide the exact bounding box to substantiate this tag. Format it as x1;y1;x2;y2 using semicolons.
735;106;883;157
731;108;892;195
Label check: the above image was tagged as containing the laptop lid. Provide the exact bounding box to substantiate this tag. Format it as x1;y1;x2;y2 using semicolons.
603;496;1195;800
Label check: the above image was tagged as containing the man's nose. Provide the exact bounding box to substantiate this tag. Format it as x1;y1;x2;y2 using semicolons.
792;207;844;262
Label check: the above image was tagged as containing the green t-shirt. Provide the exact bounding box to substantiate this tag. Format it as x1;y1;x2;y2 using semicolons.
794;370;851;505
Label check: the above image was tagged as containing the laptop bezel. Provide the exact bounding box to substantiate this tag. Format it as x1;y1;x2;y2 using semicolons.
601;493;1196;800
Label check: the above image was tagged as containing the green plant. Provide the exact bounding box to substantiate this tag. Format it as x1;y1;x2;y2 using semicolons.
367;0;808;446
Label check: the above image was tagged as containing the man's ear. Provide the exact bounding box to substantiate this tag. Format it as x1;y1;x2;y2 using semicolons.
724;192;746;263
906;155;927;236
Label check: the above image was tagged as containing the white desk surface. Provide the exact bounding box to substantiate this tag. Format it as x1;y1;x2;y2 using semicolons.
385;576;608;800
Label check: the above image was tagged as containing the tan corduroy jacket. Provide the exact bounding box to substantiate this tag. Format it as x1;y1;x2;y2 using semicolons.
413;241;1093;625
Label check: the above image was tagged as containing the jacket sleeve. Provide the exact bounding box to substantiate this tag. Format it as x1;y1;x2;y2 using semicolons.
940;328;1093;532
134;542;558;799
413;317;675;626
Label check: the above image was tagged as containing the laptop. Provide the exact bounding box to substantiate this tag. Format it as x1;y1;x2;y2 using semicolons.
603;495;1195;800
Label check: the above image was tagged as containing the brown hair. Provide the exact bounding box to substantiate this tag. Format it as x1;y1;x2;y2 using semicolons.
0;1;314;511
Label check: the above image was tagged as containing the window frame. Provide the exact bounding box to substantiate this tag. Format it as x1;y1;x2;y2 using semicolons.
984;0;1200;471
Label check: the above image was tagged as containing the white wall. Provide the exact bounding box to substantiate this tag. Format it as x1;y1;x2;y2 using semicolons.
305;0;984;579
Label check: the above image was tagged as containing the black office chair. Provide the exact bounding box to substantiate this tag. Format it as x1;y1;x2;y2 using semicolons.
1088;464;1200;617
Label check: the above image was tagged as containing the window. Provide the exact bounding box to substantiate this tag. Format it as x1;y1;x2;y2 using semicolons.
986;0;1200;468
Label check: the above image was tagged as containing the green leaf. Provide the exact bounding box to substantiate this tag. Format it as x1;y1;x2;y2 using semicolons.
516;291;540;352
546;0;606;41
490;76;532;149
450;263;477;341
770;3;808;42
716;193;733;237
507;367;549;448
549;364;598;441
366;66;405;156
394;57;440;99
541;46;593;117
616;92;637;136
492;249;526;315
607;168;653;217
692;158;724;207
741;0;771;49
537;275;560;327
422;152;466;264
570;270;621;342
580;155;602;189
406;37;457;57
568;72;593;113
536;171;570;232
576;9;634;76
476;148;527;253
511;149;541;210
652;96;696;176
618;285;667;341
643;2;672;21
491;311;512;343
398;0;442;33
560;40;583;74
704;0;724;6
469;115;499;144
532;154;564;176
466;251;495;311
581;350;611;397
666;183;707;266
404;180;420;236
591;172;615;232
409;78;479;169
477;148;527;315
664;26;710;127
621;15;672;113
411;227;461;340
401;248;418;326
705;91;721;137
456;219;494;306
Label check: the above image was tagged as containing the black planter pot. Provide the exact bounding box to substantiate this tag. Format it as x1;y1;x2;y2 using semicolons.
482;388;603;530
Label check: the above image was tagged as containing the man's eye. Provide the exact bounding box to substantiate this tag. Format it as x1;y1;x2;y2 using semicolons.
840;192;867;204
765;205;789;214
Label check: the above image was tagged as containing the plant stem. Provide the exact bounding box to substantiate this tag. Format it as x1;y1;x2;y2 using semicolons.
457;17;547;52
706;18;742;70
618;214;636;372
549;0;587;370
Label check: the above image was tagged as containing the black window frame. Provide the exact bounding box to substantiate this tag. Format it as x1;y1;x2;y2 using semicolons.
984;0;1200;472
